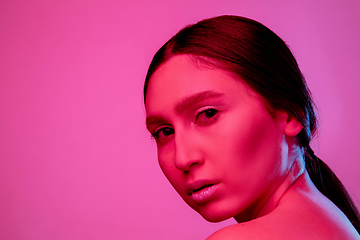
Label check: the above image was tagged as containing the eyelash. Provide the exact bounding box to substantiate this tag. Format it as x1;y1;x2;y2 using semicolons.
151;127;174;140
195;107;219;125
151;107;219;141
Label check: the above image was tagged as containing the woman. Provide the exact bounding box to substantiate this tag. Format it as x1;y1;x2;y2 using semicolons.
144;15;360;239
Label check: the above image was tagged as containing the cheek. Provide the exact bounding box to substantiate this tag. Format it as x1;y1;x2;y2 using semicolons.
157;145;173;179
157;144;184;190
216;111;284;181
157;146;192;204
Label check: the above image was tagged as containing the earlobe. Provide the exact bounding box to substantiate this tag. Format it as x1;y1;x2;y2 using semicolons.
284;116;303;136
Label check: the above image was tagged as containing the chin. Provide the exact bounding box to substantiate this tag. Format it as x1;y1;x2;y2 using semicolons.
203;215;228;223
195;205;236;223
201;211;234;223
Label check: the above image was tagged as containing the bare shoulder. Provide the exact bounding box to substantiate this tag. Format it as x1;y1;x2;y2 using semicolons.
207;207;359;240
207;180;360;240
205;220;274;240
205;212;305;240
207;212;359;240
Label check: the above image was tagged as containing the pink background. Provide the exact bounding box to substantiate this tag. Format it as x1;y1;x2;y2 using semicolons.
0;0;359;239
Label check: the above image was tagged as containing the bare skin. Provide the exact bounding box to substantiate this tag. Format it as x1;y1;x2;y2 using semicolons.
207;169;359;240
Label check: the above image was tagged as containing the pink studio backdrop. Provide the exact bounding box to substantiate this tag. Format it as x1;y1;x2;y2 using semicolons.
0;0;359;239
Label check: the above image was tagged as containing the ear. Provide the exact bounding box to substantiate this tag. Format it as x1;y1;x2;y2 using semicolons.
284;115;303;137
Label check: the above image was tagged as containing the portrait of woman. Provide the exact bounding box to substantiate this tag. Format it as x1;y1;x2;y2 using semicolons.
144;15;360;239
1;1;359;239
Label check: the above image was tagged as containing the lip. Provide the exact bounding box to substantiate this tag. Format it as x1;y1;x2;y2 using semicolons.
186;180;220;203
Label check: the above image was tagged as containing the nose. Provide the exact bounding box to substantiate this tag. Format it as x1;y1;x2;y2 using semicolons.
174;130;204;172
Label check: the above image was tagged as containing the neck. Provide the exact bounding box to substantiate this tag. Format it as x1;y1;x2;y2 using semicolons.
234;143;305;223
256;154;305;218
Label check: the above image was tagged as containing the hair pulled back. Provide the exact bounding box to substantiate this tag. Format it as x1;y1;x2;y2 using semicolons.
144;15;360;232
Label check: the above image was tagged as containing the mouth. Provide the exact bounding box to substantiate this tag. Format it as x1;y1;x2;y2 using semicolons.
192;184;214;193
186;181;220;203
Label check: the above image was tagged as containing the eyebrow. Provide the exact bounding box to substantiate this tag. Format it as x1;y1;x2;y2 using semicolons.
146;90;224;128
174;90;224;114
146;114;166;129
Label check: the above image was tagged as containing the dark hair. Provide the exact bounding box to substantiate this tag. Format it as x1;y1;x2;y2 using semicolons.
144;15;360;232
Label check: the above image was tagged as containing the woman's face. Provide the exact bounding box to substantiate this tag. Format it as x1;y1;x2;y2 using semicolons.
145;55;291;222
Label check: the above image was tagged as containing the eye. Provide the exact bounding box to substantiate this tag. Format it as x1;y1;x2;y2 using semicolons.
196;108;219;125
151;127;174;141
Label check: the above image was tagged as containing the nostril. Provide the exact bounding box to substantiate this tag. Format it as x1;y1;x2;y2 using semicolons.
182;162;198;174
189;162;198;168
175;156;203;172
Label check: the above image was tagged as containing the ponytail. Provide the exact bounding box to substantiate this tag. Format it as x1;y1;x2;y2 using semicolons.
305;146;360;233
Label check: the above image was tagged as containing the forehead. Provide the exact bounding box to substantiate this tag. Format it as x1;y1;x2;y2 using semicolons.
145;55;250;113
